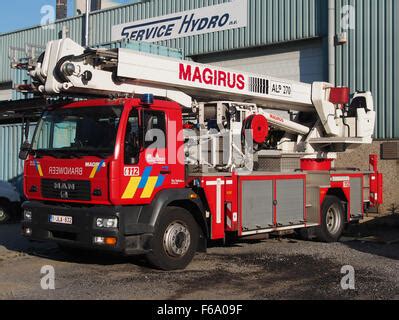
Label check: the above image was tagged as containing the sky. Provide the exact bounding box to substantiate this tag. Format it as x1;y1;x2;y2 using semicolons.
0;0;131;34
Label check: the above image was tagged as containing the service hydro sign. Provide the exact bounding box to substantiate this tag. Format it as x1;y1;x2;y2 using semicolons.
111;0;248;42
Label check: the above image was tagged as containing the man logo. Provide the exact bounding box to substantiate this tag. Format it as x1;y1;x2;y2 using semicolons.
54;182;76;191
53;182;75;199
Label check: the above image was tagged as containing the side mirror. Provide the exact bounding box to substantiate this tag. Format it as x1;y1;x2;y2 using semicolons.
24;119;30;141
19;141;32;160
19;119;32;161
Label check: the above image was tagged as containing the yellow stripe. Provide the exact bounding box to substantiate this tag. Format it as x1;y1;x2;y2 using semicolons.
37;165;44;177
140;177;158;199
121;177;141;199
89;165;98;179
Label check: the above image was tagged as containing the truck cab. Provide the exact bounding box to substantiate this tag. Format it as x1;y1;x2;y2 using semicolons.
21;97;207;270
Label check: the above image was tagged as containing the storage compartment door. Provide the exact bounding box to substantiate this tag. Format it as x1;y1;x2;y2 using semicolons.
241;180;274;231
276;179;305;226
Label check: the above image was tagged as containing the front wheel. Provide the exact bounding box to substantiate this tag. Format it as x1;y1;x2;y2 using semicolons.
146;207;199;271
316;196;345;243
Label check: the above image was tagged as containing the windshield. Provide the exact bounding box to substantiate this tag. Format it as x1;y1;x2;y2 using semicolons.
32;105;123;158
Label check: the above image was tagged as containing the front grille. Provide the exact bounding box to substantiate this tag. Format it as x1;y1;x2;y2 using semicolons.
41;179;91;201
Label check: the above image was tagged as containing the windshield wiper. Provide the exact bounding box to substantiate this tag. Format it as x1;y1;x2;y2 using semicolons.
34;148;111;159
63;153;84;159
34;149;83;159
71;148;112;159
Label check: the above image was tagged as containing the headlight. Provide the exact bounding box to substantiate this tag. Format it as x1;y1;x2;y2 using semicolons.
93;236;117;246
24;210;32;221
96;217;118;229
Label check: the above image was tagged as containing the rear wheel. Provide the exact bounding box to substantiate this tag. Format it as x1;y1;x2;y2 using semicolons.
146;207;199;271
316;196;345;243
0;203;11;224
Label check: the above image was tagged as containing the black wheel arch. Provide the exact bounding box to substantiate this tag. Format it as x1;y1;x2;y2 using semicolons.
0;197;10;206
136;188;208;251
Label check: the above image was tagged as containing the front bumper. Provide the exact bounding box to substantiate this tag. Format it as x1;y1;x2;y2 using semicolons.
21;201;153;255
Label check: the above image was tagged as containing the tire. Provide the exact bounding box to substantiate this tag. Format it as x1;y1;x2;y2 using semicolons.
316;195;345;243
0;202;11;224
146;206;199;271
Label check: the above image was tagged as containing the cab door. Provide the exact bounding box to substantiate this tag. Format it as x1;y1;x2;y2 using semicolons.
119;104;184;205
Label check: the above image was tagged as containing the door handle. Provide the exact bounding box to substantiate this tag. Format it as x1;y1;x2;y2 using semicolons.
160;170;171;175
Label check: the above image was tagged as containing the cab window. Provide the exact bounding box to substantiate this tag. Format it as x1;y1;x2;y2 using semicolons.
124;109;140;164
143;110;166;149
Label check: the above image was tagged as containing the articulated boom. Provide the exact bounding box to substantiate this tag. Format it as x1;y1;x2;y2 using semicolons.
24;38;376;155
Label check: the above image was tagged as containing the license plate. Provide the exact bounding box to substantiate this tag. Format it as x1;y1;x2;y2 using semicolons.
49;215;73;225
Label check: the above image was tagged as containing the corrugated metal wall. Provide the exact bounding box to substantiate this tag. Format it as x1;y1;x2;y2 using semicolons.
0;122;45;181
335;0;399;139
11;69;33;100
0;123;25;181
0;0;326;83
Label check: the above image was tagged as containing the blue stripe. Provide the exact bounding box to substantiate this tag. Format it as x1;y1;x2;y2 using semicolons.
138;167;152;189
155;175;165;188
96;160;105;173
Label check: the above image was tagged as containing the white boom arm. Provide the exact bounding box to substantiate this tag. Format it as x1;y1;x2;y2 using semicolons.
26;38;376;148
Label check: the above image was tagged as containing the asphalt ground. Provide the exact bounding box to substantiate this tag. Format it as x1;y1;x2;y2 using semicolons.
0;215;398;300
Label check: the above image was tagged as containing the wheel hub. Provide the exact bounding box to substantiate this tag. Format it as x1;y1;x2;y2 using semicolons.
326;204;341;235
163;221;191;258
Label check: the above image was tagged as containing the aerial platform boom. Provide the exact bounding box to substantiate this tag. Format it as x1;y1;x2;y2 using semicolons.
31;38;313;112
23;38;376;149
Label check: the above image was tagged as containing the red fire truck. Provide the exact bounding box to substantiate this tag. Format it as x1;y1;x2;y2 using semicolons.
18;39;382;270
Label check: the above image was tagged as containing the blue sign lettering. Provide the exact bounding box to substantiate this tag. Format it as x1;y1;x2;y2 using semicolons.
113;0;248;42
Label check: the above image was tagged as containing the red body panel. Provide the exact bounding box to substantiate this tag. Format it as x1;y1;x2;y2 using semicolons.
369;155;383;206
24;157;110;205
329;87;350;105
199;176;229;240
301;159;333;171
